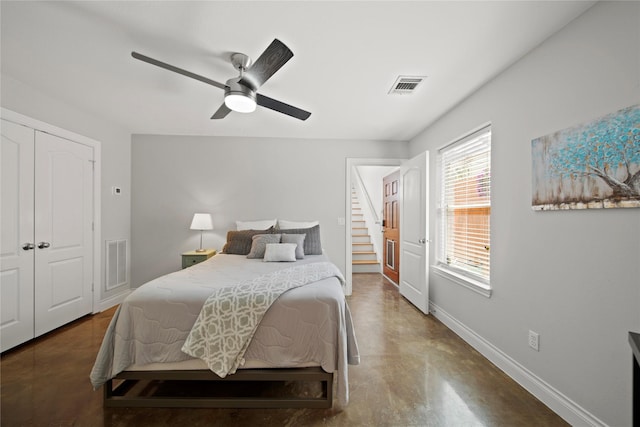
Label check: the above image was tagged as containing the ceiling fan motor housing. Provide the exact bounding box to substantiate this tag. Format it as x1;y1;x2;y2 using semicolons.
224;77;257;113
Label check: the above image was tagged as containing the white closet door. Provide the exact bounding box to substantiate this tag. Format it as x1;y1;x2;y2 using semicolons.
0;120;35;352
34;131;94;336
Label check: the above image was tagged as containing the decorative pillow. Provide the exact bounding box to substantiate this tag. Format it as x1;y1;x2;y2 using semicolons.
277;219;319;229
222;227;275;255
247;234;281;259
263;243;297;262
276;224;322;255
236;219;277;231
281;234;306;259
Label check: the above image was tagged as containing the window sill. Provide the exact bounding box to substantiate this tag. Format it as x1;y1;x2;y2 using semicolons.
432;265;492;298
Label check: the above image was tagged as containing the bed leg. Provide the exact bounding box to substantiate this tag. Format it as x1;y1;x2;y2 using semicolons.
104;379;113;401
325;374;333;404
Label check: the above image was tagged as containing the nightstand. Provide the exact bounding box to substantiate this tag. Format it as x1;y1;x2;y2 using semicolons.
182;249;216;269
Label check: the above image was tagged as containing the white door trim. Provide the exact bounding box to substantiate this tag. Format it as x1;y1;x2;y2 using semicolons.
1;108;102;313
345;158;404;295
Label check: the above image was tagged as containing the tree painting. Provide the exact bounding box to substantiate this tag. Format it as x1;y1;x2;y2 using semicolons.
532;104;640;210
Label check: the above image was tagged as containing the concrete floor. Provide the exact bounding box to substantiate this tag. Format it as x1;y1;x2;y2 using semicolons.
0;273;567;426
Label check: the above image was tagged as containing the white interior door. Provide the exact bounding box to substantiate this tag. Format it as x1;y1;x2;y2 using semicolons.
399;151;429;314
1;120;35;351
34;131;94;336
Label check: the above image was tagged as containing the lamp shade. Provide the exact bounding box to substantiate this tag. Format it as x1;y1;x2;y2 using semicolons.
190;213;213;230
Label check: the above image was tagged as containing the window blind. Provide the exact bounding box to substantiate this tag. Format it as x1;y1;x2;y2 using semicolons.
439;126;491;282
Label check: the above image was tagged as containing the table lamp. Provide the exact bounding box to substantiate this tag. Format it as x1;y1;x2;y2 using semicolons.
190;213;213;252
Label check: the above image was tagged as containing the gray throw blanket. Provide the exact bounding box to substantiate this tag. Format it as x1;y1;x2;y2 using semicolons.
181;261;344;377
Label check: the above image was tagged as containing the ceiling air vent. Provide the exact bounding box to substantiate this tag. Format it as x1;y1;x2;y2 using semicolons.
388;75;427;95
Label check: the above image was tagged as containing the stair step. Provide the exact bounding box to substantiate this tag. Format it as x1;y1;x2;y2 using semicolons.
352;235;371;243
353;262;381;273
352;260;380;265
353;251;377;262
352;243;374;251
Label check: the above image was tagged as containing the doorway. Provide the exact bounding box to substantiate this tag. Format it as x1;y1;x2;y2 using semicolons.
1;109;103;351
345;158;403;295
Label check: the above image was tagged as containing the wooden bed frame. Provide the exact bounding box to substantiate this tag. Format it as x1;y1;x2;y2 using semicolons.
103;367;333;408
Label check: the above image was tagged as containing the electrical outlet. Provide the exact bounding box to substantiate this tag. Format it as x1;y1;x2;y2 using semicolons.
528;330;540;351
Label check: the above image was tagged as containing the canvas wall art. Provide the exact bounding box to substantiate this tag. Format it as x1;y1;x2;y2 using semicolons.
532;104;640;210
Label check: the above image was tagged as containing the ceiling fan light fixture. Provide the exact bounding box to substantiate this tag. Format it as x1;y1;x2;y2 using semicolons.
224;93;257;113
224;77;257;113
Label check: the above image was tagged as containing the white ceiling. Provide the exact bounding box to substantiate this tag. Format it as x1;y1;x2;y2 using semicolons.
1;1;595;142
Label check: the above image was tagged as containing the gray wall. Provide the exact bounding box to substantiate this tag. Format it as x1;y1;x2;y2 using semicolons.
409;2;640;425
131;135;407;288
1;74;132;306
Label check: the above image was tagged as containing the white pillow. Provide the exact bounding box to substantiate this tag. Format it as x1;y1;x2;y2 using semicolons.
263;243;297;262
236;219;277;230
278;220;319;229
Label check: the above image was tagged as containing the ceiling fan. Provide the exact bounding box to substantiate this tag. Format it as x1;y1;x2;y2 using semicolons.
131;39;311;121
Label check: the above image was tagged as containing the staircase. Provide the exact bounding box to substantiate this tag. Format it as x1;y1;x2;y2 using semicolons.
351;189;380;273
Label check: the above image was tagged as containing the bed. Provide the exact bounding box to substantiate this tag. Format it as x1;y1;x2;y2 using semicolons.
90;225;359;409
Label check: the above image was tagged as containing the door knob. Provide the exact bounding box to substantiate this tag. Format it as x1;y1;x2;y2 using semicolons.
22;243;35;250
37;242;51;249
418;238;427;244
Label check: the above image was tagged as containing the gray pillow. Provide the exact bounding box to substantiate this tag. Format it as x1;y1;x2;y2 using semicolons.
281;234;306;259
276;224;322;255
222;227;275;255
247;234;281;259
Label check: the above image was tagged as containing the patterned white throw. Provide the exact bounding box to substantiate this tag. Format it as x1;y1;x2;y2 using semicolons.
181;261;345;377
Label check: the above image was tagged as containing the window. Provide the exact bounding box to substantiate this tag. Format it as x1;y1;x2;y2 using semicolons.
436;126;491;295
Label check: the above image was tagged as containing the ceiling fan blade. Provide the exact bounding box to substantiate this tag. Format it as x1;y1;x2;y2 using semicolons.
131;51;226;90
240;39;293;90
257;94;311;121
211;103;232;120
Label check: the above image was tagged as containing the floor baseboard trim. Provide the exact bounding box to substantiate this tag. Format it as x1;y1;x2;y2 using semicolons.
428;301;607;427
382;274;399;288
97;289;131;313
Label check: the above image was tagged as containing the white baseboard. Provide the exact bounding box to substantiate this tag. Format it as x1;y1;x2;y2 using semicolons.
429;301;607;427
96;289;131;313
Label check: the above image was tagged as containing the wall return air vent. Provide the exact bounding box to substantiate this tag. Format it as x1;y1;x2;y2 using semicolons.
388;75;427;95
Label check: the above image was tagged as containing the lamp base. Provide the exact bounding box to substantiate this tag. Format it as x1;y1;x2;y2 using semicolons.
195;249;207;253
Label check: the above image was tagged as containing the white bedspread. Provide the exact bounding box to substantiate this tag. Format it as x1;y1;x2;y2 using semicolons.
90;254;360;407
182;262;345;377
